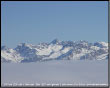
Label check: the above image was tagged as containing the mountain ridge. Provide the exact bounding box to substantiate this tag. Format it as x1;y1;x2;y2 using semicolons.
1;39;108;63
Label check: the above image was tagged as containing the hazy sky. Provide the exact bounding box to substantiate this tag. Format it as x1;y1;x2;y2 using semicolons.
1;1;108;48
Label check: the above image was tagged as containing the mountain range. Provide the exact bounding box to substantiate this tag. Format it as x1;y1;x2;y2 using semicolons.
1;39;108;63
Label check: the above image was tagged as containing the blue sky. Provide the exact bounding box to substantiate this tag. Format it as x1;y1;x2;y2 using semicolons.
1;1;108;48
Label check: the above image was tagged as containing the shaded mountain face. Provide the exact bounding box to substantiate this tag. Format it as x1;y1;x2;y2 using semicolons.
1;39;108;63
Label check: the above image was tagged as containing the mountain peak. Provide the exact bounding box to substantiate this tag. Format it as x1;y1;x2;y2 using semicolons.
94;42;108;48
1;46;9;50
17;43;33;48
18;43;26;46
51;38;60;44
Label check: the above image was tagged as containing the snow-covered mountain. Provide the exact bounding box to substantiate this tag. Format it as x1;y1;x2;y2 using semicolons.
1;39;108;63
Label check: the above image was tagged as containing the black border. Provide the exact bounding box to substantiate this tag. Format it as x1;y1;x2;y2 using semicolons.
1;1;109;88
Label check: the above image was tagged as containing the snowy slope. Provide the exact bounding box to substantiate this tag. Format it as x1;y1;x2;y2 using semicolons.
1;46;24;63
1;39;108;63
